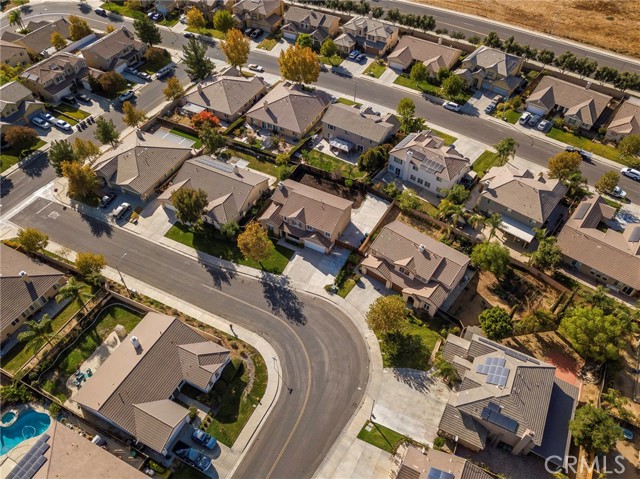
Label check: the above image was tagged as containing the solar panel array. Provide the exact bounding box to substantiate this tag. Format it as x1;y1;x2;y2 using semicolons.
195;156;234;173
419;158;445;174
7;434;50;479
427;468;455;479
481;407;519;433
475;357;510;387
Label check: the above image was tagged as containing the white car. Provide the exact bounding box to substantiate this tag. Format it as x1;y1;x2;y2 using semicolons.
31;116;51;129
537;119;551;132
621;167;640;181
39;112;55;122
248;64;264;73
519;112;532;125
443;101;461;112
118;90;135;102
179;14;187;24
608;186;627;199
112;202;131;220
53;118;73;132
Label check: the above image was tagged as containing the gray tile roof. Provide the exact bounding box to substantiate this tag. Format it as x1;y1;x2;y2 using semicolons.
388;36;462;72
80;27;144;65
343;16;398;39
557;194;640;290
246;82;331;135
480;164;567;223
460;46;523;78
184;70;267;117
0;81;35;117
322;103;400;144
390;130;470;181
94;131;192;197
21;52;87;86
74;312;230;454
14;18;71;54
334;33;356;48
400;447;494;479
283;6;339;30
234;0;282;16
608;100;640;136
158;156;270;225
527;76;612;125
0;244;66;329
0;39;28;62
439;403;488;450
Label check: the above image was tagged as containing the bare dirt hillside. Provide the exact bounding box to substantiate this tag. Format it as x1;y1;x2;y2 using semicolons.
415;0;640;58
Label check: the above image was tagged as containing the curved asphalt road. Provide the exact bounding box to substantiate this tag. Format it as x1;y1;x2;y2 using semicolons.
10;198;370;479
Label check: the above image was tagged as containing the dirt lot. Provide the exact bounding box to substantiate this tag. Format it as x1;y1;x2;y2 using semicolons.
449;269;562;326
297;173;366;207
414;0;640;58
613;334;640;423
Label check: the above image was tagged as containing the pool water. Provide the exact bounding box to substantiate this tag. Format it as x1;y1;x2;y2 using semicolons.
1;412;16;424
0;409;51;456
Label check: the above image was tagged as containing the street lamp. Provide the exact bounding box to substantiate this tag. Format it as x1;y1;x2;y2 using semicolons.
358;387;375;420
116;252;131;297
273;357;293;394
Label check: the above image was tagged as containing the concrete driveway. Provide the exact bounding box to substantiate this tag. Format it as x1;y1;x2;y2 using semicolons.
462;90;496;117
172;424;229;479
340;193;390;247
282;243;350;287
373;368;450;446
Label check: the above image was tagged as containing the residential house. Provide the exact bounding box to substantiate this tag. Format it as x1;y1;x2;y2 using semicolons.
74;312;231;455
455;46;524;97
94;131;193;201
387;130;471;197
557;194;640;297
181;67;267;123
245;81;332;142
7;18;71;57
438;333;579;469
387;36;462;74
233;0;284;33
159;155;270;228
606;100;640;141
334;15;398;56
525;76;613;130
0;39;30;67
477;164;567;244
0;244;67;344
397;446;493;479
360;220;470;315
0;81;46;134
80;27;146;72
20;52;92;102
281;6;340;46
321;102;400;154
259;179;352;253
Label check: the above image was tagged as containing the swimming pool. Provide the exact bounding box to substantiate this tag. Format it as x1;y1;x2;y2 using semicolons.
0;408;51;456
1;412;16;424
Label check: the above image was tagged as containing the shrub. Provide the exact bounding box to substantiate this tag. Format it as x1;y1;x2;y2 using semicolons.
433;436;446;450
188;406;198;420
49;402;62;417
149;461;166;474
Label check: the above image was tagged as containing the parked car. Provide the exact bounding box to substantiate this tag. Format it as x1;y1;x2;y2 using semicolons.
198;34;215;45
484;103;496;114
191;429;217;450
356;53;366;63
183;32;194;39
147;11;155;18
348;49;360;60
319;62;328;72
118;90;135;102
62;94;77;104
622;428;634;441
176;448;211;472
330;66;352;78
99;193;116;208
137;71;152;81
537;119;551;132
250;28;263;39
621;167;640;181
53;118;73;132
76;93;92;103
492;95;504;104
95;8;107;16
565;146;593;161
152;13;162;21
112;202;131;220
248;64;264;72
179;14;187;24
518;112;532;125
608;186;627;199
39;112;55;122
244;28;255;37
443;101;461;112
527;114;541;126
31;116;51;129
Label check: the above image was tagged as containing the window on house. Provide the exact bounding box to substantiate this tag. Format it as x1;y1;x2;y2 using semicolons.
328;124;335;131
417;178;424;184
506;208;512;213
306;225;314;231
324;231;331;238
436;177;442;182
410;175;416;181
398;266;409;275
412;165;418;171
393;158;403;164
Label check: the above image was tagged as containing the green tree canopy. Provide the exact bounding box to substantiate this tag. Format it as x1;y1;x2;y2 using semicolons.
237;221;274;265
397;188;422;212
618;134;640;159
18;315;57;350
441;74;466;99
320;38;337;59
68;15;93;41
61;162;100;199
494;138;518;166
48;139;76;176
133;15;162;46
4;126;38;153
366;295;407;335
479;307;513;340
529;235;562;272
213;9;234;32
569;404;623;455
75;252;106;279
296;33;313;49
410;62;428;83
594;170;620;194
548;151;582;181
396;97;424;134
357;145;390;173
94;117;120;146
470;242;510;279
171;187;208;225
182;36;214;81
443;184;470;205
17;227;49;253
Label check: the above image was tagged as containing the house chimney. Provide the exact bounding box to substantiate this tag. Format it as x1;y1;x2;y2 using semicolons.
233;164;239;174
135;129;144;140
438;37;442;45
418;244;425;252
585;81;591;90
263;99;269;109
197;83;203;93
19;271;31;283
130;336;141;349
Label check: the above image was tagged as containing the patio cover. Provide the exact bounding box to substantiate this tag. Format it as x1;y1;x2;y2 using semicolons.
500;215;535;243
182;102;205;115
329;137;353;153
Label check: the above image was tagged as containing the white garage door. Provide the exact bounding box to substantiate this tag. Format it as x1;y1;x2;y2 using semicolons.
283;31;297;41
388;60;405;71
526;104;547;117
304;240;326;253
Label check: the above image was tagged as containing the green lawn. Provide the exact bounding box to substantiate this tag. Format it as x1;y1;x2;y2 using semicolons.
206;352;267;446
1;284;93;374
53;111;77;126
547;127;622;163
363;61;386;78
172;463;209;479
257;37;278;51
170;128;202;148
394;74;472;104
336;97;362;107
101;2;146;20
357;421;405;453
165;222;294;274
320;54;343;66
227;148;281;178
303;150;367;179
472;150;501;177
186;26;226;40
141;53;173;74
0;139;47;172
54;104;90;120
429;128;457;145
495;109;520;124
379;315;441;370
158;11;179;27
338;278;358;298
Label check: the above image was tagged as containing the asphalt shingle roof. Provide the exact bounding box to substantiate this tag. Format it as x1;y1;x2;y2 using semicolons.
388;36;462;72
461;46;523;77
342;16;398;39
80;27;144;65
608;100;640;136
322;103;400;144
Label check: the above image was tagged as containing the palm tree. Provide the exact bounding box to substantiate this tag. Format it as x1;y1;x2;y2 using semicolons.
494;137;518;166
55;277;86;311
437;200;463;236
467;213;486;231
17;315;57;351
8;10;23;30
433;354;459;387
486;213;502;240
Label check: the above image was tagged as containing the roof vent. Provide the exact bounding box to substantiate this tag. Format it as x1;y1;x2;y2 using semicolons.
130;336;141;349
278;182;284;190
585;81;592;90
263;99;269;109
19;271;31;282
418;244;425;252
